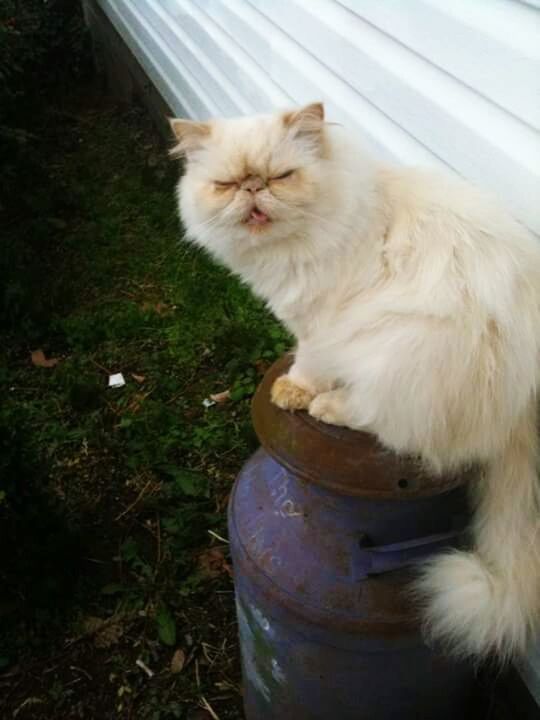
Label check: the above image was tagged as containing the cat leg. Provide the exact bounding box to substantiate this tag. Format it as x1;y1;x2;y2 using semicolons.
308;387;362;428
308;387;374;431
271;351;330;411
271;374;315;411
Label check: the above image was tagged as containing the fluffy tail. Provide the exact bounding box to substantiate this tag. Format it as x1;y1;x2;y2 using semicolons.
415;405;540;662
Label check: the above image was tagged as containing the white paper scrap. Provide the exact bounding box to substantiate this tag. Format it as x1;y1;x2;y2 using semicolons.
108;372;126;388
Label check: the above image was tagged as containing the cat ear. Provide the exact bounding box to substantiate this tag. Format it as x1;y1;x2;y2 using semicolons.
282;102;325;137
169;118;211;158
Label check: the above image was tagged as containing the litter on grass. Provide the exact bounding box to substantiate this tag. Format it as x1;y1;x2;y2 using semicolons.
108;373;126;389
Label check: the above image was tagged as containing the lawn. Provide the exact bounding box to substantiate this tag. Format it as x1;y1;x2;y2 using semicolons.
0;74;290;719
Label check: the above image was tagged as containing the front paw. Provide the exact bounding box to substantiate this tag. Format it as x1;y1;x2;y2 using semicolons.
271;375;315;411
308;391;348;426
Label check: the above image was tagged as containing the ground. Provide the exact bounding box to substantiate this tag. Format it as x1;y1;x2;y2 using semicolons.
0;82;290;719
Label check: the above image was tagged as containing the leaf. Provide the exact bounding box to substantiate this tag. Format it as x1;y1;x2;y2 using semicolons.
94;622;124;649
131;373;145;383
100;583;124;596
229;386;246;402
156;607;176;647
83;616;124;648
197;547;233;579
176;471;207;497
120;537;139;562
141;301;169;315
209;389;230;404
170;648;185;674
161;466;208;497
31;349;59;368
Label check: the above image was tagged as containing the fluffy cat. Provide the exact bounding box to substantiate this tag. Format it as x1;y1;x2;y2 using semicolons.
171;103;540;662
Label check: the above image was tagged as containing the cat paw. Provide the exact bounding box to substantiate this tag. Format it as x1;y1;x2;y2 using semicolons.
308;391;348;426
271;375;315;411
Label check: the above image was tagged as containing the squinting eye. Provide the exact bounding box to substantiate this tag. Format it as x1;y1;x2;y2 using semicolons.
272;169;295;180
214;180;237;188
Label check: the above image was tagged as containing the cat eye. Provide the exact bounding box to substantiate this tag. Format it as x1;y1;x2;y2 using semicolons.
214;180;237;188
272;169;295;180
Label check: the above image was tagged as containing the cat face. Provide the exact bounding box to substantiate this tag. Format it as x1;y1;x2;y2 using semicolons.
171;103;327;253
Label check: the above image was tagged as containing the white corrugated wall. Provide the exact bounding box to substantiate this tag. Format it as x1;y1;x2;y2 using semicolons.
96;0;540;701
98;0;539;236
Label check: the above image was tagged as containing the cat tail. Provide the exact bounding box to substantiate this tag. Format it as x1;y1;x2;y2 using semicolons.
415;402;540;662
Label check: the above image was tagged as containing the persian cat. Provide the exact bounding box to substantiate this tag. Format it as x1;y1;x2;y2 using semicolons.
171;103;540;662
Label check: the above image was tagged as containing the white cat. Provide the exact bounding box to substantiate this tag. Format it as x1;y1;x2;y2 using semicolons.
171;103;540;662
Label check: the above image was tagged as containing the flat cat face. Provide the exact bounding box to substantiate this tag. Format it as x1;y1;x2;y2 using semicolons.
171;103;328;252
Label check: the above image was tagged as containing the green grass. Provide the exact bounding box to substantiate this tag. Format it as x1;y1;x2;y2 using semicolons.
0;99;289;719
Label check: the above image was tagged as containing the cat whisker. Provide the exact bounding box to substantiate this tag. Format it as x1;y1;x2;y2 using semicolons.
186;212;224;237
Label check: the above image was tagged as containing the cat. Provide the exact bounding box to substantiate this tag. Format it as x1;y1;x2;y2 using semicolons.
170;102;540;662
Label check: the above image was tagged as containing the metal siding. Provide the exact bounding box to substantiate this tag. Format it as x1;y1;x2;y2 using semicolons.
97;0;539;234
247;0;539;233
338;0;540;129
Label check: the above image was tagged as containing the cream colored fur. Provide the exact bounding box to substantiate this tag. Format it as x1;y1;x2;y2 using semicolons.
171;104;540;661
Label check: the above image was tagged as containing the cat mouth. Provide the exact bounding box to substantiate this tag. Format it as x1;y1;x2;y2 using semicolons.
246;207;271;226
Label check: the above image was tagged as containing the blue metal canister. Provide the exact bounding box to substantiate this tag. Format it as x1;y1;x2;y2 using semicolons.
229;357;476;720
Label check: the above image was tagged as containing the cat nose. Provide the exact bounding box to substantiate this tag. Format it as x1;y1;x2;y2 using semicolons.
241;175;265;193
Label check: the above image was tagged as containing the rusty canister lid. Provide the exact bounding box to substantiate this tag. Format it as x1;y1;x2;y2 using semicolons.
251;355;474;499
